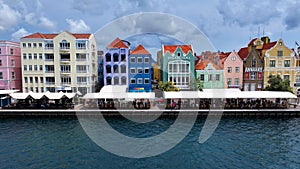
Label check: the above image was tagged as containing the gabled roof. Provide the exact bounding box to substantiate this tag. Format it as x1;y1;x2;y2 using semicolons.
107;37;129;49
262;41;276;50
248;38;257;46
163;45;193;55
219;52;230;59
195;60;221;70
22;32;91;39
131;44;150;55
238;47;249;60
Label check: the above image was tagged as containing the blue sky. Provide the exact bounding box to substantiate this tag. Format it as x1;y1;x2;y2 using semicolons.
1;0;300;54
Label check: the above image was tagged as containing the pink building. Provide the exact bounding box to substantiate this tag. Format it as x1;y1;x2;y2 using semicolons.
0;41;22;90
223;50;243;89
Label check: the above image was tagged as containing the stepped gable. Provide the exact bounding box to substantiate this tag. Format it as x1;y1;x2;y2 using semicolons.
131;44;150;55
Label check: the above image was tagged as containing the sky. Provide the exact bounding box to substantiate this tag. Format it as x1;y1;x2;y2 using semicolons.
1;0;300;54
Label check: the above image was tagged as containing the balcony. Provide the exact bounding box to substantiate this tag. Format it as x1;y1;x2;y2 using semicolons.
60;71;71;75
60;59;70;63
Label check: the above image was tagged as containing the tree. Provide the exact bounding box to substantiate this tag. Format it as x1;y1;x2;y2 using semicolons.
157;81;180;91
264;74;293;93
189;77;203;91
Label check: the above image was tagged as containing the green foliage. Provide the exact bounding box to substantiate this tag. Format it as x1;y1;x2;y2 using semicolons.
264;74;293;92
189;77;203;91
157;81;180;91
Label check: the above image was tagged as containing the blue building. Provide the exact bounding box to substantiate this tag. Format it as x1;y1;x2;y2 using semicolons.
128;45;153;92
103;38;130;86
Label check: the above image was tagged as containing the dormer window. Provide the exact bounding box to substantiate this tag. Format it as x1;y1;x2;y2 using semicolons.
257;41;261;46
279;42;282;46
177;52;181;57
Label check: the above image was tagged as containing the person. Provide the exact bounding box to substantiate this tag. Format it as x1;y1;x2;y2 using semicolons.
172;99;176;109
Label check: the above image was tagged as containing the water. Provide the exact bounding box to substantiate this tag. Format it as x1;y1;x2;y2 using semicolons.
0;116;299;169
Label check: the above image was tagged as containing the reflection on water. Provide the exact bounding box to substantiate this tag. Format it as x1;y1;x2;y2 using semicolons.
0;117;299;168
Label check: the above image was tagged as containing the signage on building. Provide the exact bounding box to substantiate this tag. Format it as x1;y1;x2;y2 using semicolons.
134;87;144;91
245;67;263;72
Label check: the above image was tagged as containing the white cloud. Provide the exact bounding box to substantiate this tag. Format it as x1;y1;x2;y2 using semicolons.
39;16;56;30
0;0;21;31
24;12;56;31
66;18;91;33
11;28;30;41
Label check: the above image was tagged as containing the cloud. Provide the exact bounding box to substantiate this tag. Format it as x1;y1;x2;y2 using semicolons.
24;13;56;31
39;16;56;30
284;1;300;30
0;0;21;31
217;0;281;27
11;28;30;41
66;19;91;33
72;0;109;15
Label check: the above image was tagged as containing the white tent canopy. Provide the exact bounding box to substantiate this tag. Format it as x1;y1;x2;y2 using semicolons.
9;92;77;100
0;90;19;95
9;93;31;99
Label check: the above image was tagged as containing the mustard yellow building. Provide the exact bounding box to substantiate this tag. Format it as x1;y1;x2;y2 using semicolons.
264;39;299;93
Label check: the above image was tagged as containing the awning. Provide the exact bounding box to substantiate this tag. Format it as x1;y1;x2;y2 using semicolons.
238;91;297;99
44;92;65;100
64;93;76;99
164;91;202;99
0;90;19;95
126;92;155;99
9;93;31;99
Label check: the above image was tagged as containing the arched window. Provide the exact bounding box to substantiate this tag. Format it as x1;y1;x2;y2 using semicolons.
106;65;111;73
105;53;111;62
114;77;119;85
60;40;70;49
120;65;126;73
106;76;112;85
121;76;126;85
113;65;119;73
113;53;119;62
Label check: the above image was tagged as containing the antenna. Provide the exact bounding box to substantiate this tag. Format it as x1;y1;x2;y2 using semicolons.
262;27;265;37
258;26;260;38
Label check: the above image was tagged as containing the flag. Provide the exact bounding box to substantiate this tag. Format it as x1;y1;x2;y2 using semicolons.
296;41;299;46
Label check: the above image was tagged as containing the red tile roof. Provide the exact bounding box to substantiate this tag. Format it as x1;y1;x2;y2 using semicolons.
238;47;249;60
262;41;276;50
195;60;221;70
107;37;128;49
131;44;150;55
163;45;193;55
22;32;91;39
248;38;257;46
219;52;230;59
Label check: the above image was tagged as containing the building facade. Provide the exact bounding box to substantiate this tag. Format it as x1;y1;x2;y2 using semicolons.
161;45;195;89
195;60;224;89
21;31;97;95
128;45;152;92
103;38;130;86
97;50;104;91
264;39;298;93
0;41;22;90
223;50;243;89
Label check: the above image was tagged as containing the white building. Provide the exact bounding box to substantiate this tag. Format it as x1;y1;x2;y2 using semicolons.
20;31;97;95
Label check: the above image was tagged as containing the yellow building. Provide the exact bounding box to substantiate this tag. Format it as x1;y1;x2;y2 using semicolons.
20;31;97;95
264;38;299;93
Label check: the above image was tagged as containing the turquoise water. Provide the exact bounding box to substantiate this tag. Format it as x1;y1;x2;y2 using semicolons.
0;116;299;169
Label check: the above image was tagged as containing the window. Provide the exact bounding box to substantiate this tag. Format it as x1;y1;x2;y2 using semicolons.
39;65;43;71
0;48;1;54
46;87;55;92
144;78;150;84
35;87;38;93
284;60;290;67
120;65;126;73
28;53;32;59
145;57;149;63
296;75;300;83
130;78;136;84
45;54;54;61
0;60;2;66
231;57;236;61
45;77;55;84
216;74;220;81
235;67;240;73
234;78;239;85
200;74;204;81
137;57;142;63
76;40;87;49
59;40;70;49
28;43;31;48
113;53;119;62
23;43;26;48
35;77;38;83
41;88;44;92
77;77;87;84
137;68;143;74
228;67;232;73
270;60;276;67
252;58;257;67
30;77;33;83
168;60;190;87
113;65;119;73
208;74;213;81
24;77;28;83
39;53;42;59
121;54;126;62
24;65;27;71
105;53;111;62
34;53;37;59
130;68;136;74
30;87;33;92
138;78;142;84
0;72;3;79
77;65;87;73
33;43;37;48
227;78;232;86
114;77;119;84
45;65;54;73
144;68;150;74
23;53;27;59
12;72;15;79
106;65;111;73
40;77;43;83
11;60;15;67
284;75;290;81
61;77;71;84
44;40;53;49
130;57;135;63
250;72;257;80
177;52;181;57
61;65;71;73
121;76;126;85
278;51;283;57
29;65;32;71
34;65;38;71
10;48;14;55
39;43;42;47
60;54;70;61
76;53;87;61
